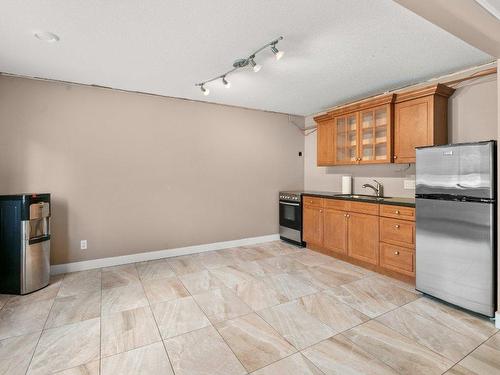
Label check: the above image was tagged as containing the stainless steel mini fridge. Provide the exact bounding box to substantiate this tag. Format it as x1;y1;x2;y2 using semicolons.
416;141;496;317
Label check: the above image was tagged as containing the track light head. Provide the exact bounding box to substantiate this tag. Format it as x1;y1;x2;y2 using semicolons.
249;58;262;73
271;45;284;60
222;76;231;88
200;84;209;96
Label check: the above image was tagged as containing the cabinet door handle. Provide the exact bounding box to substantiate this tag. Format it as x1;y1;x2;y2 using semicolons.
319;209;323;213
394;155;398;159
394;251;400;255
346;214;350;218
394;224;400;229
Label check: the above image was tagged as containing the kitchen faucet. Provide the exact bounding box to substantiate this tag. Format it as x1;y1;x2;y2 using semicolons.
362;179;383;197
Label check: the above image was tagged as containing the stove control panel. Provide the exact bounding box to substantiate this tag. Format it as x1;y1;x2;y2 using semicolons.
279;192;301;202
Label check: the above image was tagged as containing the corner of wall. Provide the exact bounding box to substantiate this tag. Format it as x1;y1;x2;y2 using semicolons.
497;59;500;315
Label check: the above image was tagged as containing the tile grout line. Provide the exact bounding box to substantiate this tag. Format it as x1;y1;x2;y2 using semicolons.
397;298;499;341
375;301;496;369
207;253;332;371
216;310;308;374
135;261;178;375
24;275;64;375
439;329;500;374
191;245;307;373
338;295;456;375
188;249;259;372
188;246;373;373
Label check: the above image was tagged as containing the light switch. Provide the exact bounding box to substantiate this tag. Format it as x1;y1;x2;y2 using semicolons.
80;240;87;250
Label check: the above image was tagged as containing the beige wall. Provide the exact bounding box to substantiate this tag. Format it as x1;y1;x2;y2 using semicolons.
0;75;304;265
449;76;498;143
305;76;498;197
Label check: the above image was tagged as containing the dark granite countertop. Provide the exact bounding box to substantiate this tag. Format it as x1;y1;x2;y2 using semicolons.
301;191;415;207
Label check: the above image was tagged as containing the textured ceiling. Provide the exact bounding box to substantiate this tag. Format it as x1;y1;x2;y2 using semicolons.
0;0;492;115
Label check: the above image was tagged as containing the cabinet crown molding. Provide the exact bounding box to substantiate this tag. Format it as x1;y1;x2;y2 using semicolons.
313;83;455;123
327;93;396;118
313;113;333;123
394;83;455;103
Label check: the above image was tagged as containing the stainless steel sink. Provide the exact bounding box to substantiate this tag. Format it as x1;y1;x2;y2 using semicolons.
335;194;390;201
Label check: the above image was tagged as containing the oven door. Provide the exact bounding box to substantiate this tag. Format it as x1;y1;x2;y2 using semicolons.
279;201;301;230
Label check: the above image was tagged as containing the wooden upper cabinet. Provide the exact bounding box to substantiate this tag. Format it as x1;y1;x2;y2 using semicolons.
316;115;335;166
314;94;395;166
394;84;455;163
314;84;454;166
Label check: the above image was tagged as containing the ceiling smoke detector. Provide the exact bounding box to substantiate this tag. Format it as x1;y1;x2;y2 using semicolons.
34;31;60;43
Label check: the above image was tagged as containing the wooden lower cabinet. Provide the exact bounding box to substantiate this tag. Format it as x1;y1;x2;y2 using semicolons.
379;243;415;277
302;196;416;281
303;205;323;245
347;212;379;265
379;217;415;247
323;209;347;255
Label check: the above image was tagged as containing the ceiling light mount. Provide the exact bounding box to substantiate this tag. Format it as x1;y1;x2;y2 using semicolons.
232;58;249;68
34;31;60;43
195;36;284;95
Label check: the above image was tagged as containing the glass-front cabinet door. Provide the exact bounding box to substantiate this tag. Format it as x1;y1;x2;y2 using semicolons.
335;114;358;164
359;105;391;163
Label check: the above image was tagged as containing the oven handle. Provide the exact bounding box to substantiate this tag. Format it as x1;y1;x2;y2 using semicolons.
280;201;300;207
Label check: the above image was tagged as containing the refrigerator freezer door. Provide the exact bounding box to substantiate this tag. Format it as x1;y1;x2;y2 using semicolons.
416;198;495;316
416;141;495;199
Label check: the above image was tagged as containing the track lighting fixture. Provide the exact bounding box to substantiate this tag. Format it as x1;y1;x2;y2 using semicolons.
271;45;284;60
249;58;262;73
195;36;284;95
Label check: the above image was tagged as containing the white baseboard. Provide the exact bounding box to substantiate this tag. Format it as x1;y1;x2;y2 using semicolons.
50;234;280;275
496;311;500;329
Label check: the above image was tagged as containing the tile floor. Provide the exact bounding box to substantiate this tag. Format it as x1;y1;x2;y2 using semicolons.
0;241;498;374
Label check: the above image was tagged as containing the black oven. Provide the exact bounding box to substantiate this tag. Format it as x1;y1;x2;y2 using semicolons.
279;192;304;246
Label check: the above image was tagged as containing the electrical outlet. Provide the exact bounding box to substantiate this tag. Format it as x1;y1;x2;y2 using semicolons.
80;240;87;250
404;180;416;190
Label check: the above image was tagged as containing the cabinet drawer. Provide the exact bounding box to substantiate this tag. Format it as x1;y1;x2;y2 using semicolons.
324;199;349;211
380;217;415;247
380;204;415;221
349;201;379;216
380;243;414;276
303;196;323;208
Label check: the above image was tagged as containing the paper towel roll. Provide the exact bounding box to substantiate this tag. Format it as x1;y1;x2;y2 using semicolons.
342;176;352;194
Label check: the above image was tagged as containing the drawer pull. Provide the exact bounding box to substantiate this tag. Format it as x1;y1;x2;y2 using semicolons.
394;251;400;255
394;224;400;229
395;210;400;214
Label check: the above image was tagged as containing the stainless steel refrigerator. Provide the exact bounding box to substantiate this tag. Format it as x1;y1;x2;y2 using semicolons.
416;140;496;317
